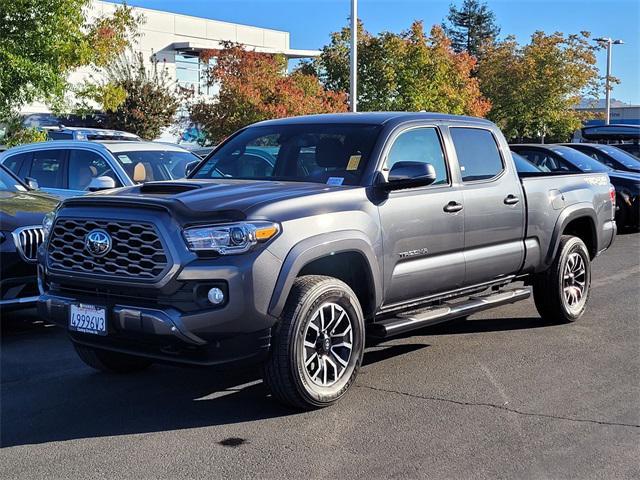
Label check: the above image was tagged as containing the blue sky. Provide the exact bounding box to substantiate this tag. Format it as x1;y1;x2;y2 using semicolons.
126;0;640;104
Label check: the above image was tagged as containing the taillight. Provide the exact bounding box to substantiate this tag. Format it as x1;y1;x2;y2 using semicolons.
609;185;616;213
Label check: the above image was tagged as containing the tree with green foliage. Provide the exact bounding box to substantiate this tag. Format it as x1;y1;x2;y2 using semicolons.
307;21;490;116
79;52;182;140
442;0;500;58
478;31;601;142
0;0;141;121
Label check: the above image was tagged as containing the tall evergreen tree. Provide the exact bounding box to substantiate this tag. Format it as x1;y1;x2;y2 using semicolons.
442;0;500;57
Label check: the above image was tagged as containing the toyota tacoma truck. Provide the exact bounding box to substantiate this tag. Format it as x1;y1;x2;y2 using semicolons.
37;113;616;409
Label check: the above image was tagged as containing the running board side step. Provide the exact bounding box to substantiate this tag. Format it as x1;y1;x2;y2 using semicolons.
370;288;531;338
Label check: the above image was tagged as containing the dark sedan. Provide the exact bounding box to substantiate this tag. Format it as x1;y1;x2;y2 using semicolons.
0;165;58;311
559;143;640;173
511;144;639;231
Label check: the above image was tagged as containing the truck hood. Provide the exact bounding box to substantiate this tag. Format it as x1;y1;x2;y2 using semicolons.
60;179;355;219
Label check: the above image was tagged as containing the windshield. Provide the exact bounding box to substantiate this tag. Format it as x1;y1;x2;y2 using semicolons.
511;152;541;173
596;145;640;170
113;150;201;182
548;146;610;173
191;124;382;186
0;166;26;192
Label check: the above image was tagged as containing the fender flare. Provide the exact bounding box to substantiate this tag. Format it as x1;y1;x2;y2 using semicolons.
268;230;382;318
545;203;598;268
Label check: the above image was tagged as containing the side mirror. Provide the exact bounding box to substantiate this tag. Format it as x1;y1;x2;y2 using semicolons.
185;160;199;177
384;162;437;191
87;176;116;192
25;177;39;190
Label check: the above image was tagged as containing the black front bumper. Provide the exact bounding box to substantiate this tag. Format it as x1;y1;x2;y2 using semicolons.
38;293;272;367
0;249;40;311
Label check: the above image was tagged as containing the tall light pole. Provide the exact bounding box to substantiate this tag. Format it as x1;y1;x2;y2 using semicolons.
350;0;357;112
595;37;624;125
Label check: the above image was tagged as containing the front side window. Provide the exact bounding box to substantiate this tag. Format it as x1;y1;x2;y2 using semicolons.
386;127;448;185
450;128;504;181
30;150;65;188
192;124;382;186
68;150;120;190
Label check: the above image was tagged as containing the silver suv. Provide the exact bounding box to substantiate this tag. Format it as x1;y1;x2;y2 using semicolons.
0;141;201;198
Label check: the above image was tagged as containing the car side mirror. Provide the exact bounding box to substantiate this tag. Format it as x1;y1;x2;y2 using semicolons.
24;177;39;190
87;176;116;192
384;162;437;191
185;160;199;177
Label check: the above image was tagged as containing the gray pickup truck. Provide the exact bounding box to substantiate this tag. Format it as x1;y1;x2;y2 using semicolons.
37;113;616;409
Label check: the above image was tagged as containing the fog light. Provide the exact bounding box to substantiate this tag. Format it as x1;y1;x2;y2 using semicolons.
207;287;225;305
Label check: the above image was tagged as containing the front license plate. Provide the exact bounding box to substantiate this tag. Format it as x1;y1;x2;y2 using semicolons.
69;304;107;336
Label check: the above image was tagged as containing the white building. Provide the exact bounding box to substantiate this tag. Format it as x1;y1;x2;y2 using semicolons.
22;1;320;139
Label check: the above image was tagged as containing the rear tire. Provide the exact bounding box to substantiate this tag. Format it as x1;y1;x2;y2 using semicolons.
532;235;591;323
73;343;153;373
263;275;365;409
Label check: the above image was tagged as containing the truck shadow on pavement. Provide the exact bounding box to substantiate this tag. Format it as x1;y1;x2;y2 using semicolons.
1;315;545;448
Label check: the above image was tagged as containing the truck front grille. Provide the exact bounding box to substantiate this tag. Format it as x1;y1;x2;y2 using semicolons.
47;218;169;281
12;226;45;263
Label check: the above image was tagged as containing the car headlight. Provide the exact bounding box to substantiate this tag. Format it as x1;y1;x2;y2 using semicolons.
42;211;56;240
182;221;280;254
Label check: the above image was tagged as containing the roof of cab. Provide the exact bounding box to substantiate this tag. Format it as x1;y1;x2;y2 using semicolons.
253;112;495;127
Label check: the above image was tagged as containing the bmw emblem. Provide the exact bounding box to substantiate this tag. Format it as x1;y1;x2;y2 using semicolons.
85;229;112;257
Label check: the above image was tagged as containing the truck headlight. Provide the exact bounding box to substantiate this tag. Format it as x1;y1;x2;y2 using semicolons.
42;211;56;240
182;222;279;254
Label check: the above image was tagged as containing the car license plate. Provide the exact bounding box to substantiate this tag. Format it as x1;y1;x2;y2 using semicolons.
69;304;107;336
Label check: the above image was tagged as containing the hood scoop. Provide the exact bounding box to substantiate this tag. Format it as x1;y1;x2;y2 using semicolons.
139;182;202;194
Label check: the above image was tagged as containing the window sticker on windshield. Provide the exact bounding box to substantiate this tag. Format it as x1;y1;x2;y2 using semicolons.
346;155;361;171
327;177;344;186
118;154;132;164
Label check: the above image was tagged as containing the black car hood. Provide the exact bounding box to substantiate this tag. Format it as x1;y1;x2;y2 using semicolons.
59;179;354;220
0;189;59;232
608;170;640;187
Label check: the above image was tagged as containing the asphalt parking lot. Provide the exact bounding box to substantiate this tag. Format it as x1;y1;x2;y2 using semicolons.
1;233;638;479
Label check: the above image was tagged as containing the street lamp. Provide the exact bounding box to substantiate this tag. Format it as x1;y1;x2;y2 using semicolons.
594;37;624;125
350;0;358;112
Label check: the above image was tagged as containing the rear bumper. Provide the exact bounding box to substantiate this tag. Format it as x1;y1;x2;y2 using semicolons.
38;293;272;367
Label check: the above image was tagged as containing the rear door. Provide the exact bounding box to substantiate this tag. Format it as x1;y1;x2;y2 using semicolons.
378;125;465;306
448;127;525;286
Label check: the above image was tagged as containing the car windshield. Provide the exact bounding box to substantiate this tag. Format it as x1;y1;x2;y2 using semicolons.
511;152;541;173
0;166;26;192
112;150;201;182
596;145;640;170
548;146;610;173
191;124;382;186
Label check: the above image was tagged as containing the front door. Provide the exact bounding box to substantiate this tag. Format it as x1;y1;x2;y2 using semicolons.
377;126;465;307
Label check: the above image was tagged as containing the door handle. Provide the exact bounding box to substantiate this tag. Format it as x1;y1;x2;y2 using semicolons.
504;194;520;205
443;201;464;213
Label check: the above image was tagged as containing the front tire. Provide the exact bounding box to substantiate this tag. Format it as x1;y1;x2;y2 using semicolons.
73;343;153;373
263;275;365;409
532;235;591;323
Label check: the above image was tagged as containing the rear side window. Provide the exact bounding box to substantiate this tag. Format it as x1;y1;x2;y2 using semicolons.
386;127;449;185
3;152;30;175
30;150;65;188
450;128;504;181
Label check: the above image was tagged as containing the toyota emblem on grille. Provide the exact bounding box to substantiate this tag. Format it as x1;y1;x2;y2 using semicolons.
85;229;112;257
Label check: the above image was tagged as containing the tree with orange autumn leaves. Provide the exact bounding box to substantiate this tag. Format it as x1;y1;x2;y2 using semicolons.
188;43;347;144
